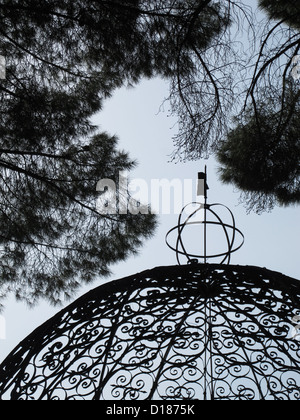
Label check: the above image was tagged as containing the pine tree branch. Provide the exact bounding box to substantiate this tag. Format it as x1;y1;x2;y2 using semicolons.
248;37;300;97
0;158;119;222
0;28;91;79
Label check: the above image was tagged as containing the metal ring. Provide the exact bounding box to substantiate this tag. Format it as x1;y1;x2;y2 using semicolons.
166;202;245;265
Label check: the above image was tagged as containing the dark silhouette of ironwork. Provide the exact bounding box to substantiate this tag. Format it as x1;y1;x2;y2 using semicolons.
0;264;299;400
0;169;299;400
166;166;244;265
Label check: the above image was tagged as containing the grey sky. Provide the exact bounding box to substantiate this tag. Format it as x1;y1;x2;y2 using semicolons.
1;76;299;363
0;0;299;364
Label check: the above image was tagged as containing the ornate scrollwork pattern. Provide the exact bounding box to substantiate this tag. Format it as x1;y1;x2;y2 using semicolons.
0;264;299;400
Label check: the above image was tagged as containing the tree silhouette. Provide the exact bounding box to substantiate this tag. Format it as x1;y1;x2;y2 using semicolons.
1;0;232;156
1;0;299;305
217;81;300;213
258;0;300;30
167;0;300;162
216;1;300;212
0;0;236;305
0;127;157;306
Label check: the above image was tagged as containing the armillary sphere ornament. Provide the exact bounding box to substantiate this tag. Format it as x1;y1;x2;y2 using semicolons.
166;167;245;265
0;169;299;400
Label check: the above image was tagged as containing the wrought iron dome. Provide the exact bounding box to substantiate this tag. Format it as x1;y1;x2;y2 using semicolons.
0;170;299;400
0;265;299;401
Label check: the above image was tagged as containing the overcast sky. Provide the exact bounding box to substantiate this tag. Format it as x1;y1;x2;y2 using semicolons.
0;0;299;363
1;76;299;363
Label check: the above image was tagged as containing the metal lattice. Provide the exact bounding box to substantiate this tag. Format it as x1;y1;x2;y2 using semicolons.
0;264;299;400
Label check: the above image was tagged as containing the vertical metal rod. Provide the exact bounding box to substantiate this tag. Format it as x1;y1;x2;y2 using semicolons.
203;167;214;399
204;165;208;264
203;166;208;399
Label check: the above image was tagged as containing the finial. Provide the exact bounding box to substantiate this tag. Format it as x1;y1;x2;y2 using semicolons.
197;166;209;198
166;167;244;265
